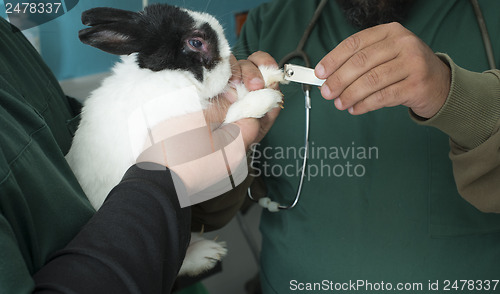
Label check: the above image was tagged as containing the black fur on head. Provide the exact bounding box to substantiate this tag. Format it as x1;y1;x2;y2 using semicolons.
79;4;221;82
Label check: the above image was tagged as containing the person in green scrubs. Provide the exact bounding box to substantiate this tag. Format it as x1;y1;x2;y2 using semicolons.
0;14;253;292
234;0;500;293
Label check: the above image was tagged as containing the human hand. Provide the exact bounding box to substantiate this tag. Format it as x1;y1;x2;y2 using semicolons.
229;51;282;146
315;22;451;118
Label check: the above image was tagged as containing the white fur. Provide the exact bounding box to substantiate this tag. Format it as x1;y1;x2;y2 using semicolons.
224;66;285;124
259;65;288;87
66;8;284;277
178;234;228;276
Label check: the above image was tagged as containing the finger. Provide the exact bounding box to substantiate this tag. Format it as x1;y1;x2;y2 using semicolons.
256;107;280;141
321;38;398;100
261;106;281;130
238;59;265;91
348;79;408;115
229;54;242;84
263;105;281;123
336;58;409;110
232;117;260;150
248;51;278;68
315;23;398;79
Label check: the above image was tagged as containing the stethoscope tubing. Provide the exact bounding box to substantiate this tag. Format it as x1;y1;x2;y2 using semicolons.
247;1;328;211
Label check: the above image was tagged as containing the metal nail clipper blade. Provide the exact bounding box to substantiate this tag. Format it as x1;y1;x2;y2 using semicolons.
284;64;326;86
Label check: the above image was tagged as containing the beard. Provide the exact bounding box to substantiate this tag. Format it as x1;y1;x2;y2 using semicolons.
336;0;415;30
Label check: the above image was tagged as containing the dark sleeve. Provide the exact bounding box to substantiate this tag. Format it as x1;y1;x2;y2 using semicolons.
33;164;191;294
191;173;251;232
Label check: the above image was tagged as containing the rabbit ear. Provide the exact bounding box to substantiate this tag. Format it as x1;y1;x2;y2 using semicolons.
79;8;142;55
81;7;138;26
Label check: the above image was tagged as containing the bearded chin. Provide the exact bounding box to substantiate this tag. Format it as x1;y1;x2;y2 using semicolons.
336;0;415;30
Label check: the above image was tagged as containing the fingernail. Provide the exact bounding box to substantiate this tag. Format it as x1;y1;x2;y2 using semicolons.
321;84;331;99
335;98;343;110
348;107;354;114
315;64;325;78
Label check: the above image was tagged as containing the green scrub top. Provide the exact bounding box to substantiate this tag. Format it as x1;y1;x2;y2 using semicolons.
236;0;500;293
0;18;94;292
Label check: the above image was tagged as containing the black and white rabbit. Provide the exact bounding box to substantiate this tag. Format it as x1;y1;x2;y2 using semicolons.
66;4;284;276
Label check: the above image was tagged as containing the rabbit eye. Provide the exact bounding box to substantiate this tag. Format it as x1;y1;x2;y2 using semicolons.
187;38;206;51
189;39;203;48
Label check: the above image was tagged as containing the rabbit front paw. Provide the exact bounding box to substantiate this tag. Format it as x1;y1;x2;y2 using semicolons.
178;238;228;276
224;88;283;124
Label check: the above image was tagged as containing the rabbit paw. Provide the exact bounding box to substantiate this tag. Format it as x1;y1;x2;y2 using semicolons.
178;237;228;276
224;88;283;124
259;65;287;87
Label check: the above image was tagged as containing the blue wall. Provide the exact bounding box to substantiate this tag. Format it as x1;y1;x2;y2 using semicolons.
0;0;269;80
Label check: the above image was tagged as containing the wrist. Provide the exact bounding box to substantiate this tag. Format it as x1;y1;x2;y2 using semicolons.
411;53;500;150
411;54;451;118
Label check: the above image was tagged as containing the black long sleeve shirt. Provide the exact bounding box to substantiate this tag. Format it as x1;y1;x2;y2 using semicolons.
33;165;191;293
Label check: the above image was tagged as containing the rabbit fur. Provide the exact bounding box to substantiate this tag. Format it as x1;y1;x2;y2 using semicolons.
66;4;284;277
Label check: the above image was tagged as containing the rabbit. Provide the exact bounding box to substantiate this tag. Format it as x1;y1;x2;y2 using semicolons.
65;4;285;277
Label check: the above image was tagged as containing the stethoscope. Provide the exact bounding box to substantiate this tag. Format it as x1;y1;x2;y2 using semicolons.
246;0;496;212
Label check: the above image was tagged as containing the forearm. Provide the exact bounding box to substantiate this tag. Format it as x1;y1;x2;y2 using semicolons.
191;155;256;232
33;164;191;293
411;53;500;149
411;54;500;212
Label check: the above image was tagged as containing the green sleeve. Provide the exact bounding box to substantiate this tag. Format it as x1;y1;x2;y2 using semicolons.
0;216;34;294
233;5;265;60
0;17;94;292
411;53;500;212
449;121;500;212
